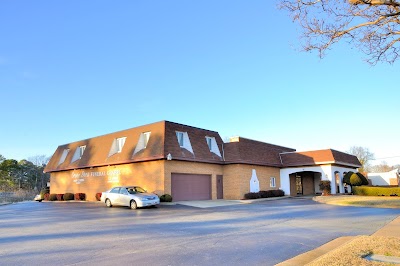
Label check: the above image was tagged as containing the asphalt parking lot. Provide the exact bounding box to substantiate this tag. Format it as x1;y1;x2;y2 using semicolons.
1;198;400;266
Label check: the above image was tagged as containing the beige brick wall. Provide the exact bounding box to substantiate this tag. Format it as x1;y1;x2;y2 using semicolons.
223;164;280;200
50;160;281;201
50;161;165;201
164;160;223;199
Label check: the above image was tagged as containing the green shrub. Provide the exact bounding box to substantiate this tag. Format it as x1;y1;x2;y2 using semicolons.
49;194;58;201
245;190;284;199
244;192;260;199
95;193;102;201
259;190;273;198
63;193;75;201
343;171;369;186
160;194;172;202
352;186;400;196
272;189;285;197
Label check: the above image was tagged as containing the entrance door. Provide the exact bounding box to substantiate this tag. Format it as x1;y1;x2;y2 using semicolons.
217;175;223;199
296;176;303;195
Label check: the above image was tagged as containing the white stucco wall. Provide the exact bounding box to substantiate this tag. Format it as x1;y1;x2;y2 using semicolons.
280;165;358;196
368;169;399;186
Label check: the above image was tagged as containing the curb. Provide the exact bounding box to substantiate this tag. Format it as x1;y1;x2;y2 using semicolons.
275;236;356;266
276;214;400;265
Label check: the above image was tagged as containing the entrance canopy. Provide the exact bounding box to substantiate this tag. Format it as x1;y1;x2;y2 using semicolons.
279;149;361;196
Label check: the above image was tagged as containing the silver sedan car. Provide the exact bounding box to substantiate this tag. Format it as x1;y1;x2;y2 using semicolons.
100;186;160;209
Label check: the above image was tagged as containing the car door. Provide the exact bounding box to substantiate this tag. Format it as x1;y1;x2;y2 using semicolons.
108;187;121;205
119;188;130;207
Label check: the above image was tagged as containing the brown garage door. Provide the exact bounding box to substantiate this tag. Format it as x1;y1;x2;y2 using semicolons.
171;173;211;201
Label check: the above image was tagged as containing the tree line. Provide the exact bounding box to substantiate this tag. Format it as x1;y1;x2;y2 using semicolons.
0;154;50;192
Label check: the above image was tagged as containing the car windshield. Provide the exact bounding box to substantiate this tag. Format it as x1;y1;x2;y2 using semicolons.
127;187;146;194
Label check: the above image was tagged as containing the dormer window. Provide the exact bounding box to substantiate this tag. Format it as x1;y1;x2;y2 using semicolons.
205;136;221;157
108;137;126;157
176;131;194;154
71;145;86;162
133;131;151;155
177;132;184;147
143;132;151;148
58;149;69;165
116;137;126;153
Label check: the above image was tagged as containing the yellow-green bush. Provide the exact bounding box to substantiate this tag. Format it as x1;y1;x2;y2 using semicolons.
353;186;400;196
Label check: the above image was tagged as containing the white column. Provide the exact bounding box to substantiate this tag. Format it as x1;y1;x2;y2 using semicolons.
329;172;337;194
339;172;344;193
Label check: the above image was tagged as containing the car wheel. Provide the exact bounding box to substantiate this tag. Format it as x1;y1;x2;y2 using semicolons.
105;199;112;207
130;200;137;210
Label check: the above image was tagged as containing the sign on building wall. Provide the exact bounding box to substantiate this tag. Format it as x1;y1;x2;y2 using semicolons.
71;169;122;184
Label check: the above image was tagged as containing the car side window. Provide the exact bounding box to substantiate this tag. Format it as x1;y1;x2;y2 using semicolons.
110;187;120;194
120;188;129;195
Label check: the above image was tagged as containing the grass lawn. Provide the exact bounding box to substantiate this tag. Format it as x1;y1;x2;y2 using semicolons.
308;235;400;266
314;195;400;209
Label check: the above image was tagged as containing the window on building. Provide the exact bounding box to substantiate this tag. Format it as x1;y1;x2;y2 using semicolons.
133;132;151;155
206;136;213;151
270;177;276;188
58;149;69;165
108;137;127;157
175;131;194;154
71;145;86;162
205;136;221;157
116;137;126;153
143;132;151;148
176;131;184;147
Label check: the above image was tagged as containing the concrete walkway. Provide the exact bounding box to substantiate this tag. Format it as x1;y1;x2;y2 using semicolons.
164;196;292;208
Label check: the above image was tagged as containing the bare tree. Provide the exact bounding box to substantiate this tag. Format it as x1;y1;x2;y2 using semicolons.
27;155;50;167
370;160;395;172
279;0;400;64
347;146;375;172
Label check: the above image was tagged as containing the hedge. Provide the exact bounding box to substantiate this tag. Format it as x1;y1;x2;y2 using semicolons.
352;186;400;196
49;194;58;201
160;194;173;202
244;189;285;199
63;193;75;201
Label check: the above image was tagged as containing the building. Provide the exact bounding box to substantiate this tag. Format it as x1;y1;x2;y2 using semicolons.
368;169;400;186
44;121;361;201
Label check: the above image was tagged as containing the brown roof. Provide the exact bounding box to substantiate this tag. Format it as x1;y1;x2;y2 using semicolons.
44;121;225;172
44;121;361;173
224;137;296;167
280;149;361;168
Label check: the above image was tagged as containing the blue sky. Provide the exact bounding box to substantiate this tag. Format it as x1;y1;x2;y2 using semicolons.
1;1;399;166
